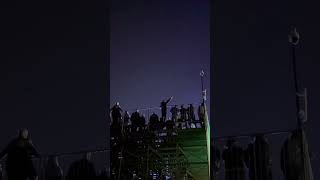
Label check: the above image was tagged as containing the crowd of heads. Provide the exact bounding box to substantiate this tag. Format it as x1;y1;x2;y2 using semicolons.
110;100;207;134
0;129;110;180
212;130;307;180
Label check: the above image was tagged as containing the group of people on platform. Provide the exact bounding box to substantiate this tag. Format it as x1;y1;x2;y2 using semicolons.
110;97;207;134
0;129;109;180
212;130;309;180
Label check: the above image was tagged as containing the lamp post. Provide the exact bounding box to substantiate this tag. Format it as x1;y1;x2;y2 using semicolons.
200;70;206;104
289;28;310;180
289;27;302;128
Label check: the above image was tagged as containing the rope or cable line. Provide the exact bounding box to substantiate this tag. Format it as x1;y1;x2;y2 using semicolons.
39;148;110;158
212;128;296;141
116;102;203;113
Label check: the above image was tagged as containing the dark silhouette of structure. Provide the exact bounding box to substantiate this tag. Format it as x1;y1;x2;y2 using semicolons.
110;101;210;179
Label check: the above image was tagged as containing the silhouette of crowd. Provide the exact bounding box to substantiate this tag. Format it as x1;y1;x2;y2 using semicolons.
0;129;110;180
212;130;308;180
110;98;207;136
0;100;310;180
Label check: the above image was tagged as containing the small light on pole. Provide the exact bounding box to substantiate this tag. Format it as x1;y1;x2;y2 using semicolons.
289;28;300;46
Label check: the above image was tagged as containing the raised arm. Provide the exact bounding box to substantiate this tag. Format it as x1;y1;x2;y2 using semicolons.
166;96;173;104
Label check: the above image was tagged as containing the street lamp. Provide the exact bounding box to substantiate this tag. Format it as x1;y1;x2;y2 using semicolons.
200;70;206;103
288;27;302;127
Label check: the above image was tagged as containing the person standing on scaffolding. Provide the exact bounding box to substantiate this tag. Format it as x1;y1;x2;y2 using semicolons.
111;102;122;126
131;109;141;132
198;102;206;126
186;104;195;128
188;104;195;121
170;105;179;122
160;96;173;121
123;111;130;127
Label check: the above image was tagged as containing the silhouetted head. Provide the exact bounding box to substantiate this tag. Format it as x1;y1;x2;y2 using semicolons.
18;128;29;139
115;102;120;106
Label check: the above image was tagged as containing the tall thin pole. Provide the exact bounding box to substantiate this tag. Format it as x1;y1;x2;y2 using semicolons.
291;44;301;127
200;70;205;104
289;27;307;180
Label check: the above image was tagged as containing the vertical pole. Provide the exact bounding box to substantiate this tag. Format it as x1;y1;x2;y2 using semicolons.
200;70;205;104
291;44;301;127
289;28;307;180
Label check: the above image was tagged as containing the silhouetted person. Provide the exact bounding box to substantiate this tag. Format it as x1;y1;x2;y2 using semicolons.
160;96;173;120
188;104;195;121
123;111;130;127
159;117;166;131
212;145;221;177
97;166;110;180
245;135;272;180
180;105;187;121
165;118;175;136
198;103;205;125
280;130;305;180
0;128;40;180
67;153;96;180
44;156;63;180
111;102;122;126
130;110;140;131
170;105;179;122
222;139;245;180
138;114;146;131
149;113;159;132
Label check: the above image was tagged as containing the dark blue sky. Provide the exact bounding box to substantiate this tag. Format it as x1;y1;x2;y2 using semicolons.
110;0;210;116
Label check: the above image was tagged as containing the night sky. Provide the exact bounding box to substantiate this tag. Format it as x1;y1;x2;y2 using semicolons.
0;0;108;166
110;0;210;116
